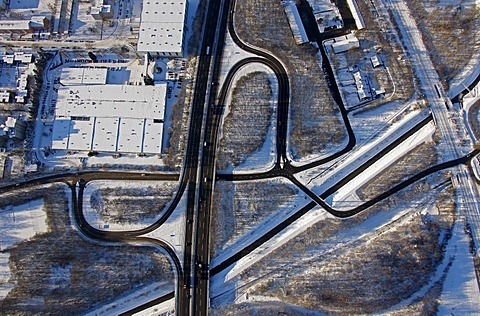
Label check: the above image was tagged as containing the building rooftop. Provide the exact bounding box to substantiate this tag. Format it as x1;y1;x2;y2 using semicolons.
56;84;166;120
52;83;167;154
0;20;31;31
60;67;108;85
137;1;188;54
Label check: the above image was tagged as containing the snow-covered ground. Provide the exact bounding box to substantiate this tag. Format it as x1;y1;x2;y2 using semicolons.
84;282;174;316
0;199;46;251
211;185;444;307
380;218;480;315
438;221;480;314
298;107;430;195
82;180;180;231
210;205;328;307
0;199;46;300
447;0;480;99
331;120;435;210
211;179;311;271
142;187;187;267
211;205;329;291
217;30;259;89
217;63;278;174
132;297;175;316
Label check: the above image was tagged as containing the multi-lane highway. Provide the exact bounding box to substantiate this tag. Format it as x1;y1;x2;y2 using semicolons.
192;0;233;313
2;0;479;313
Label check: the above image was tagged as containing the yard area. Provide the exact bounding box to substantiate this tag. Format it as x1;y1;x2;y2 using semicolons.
0;184;174;314
406;0;479;86
217;72;273;171
234;0;347;161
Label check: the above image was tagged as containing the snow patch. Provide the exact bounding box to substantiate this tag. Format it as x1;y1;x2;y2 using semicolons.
0;199;47;300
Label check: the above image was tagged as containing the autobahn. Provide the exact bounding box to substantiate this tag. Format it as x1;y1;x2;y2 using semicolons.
192;0;233;313
2;0;479;313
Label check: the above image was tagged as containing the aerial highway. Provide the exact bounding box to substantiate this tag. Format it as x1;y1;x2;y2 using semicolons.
2;0;480;313
192;0;233;314
203;0;480;286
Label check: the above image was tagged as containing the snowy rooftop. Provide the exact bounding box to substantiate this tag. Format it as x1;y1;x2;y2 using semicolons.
0;20;31;31
137;0;188;54
52;84;166;154
60;67;108;85
55;84;166;120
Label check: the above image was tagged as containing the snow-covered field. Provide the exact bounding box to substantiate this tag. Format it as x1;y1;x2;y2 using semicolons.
331;120;435;210
438;222;480;314
210;179;312;273
0;199;46;300
143;187;188;266
0;199;46;251
84;282;174;316
211;184;446;308
298;107;430;195
83;180;179;231
217;63;278;174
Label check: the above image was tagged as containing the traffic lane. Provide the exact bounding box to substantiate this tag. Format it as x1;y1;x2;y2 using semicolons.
181;0;225;312
71;184;184;310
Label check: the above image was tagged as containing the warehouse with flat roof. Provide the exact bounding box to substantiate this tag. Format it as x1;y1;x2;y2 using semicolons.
51;84;166;154
60;67;108;85
137;0;189;57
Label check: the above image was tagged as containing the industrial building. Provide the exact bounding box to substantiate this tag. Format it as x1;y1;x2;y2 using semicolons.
331;33;359;54
60;67;108;85
0;16;49;35
91;5;114;20
51;81;167;155
283;3;309;44
137;0;189;57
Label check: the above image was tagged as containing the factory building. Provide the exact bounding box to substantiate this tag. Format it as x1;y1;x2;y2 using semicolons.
137;0;189;57
51;73;167;155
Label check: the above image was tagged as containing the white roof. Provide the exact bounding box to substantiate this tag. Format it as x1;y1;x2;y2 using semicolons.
0;20;30;31
137;1;187;54
67;118;94;151
56;84;166;120
5;117;17;128
117;118;145;153
92;117;119;152
61;68;107;85
371;55;381;67
51;118;70;149
0;91;9;102
52;83;167;154
143;118;163;154
284;4;309;44
2;55;14;64
14;52;33;63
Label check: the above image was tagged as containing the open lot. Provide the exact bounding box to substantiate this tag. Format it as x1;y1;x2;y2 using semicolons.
83;180;179;228
0;184;174;314
210;179;299;258
217;72;273;171
407;0;480;85
222;179;456;314
234;0;347;162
